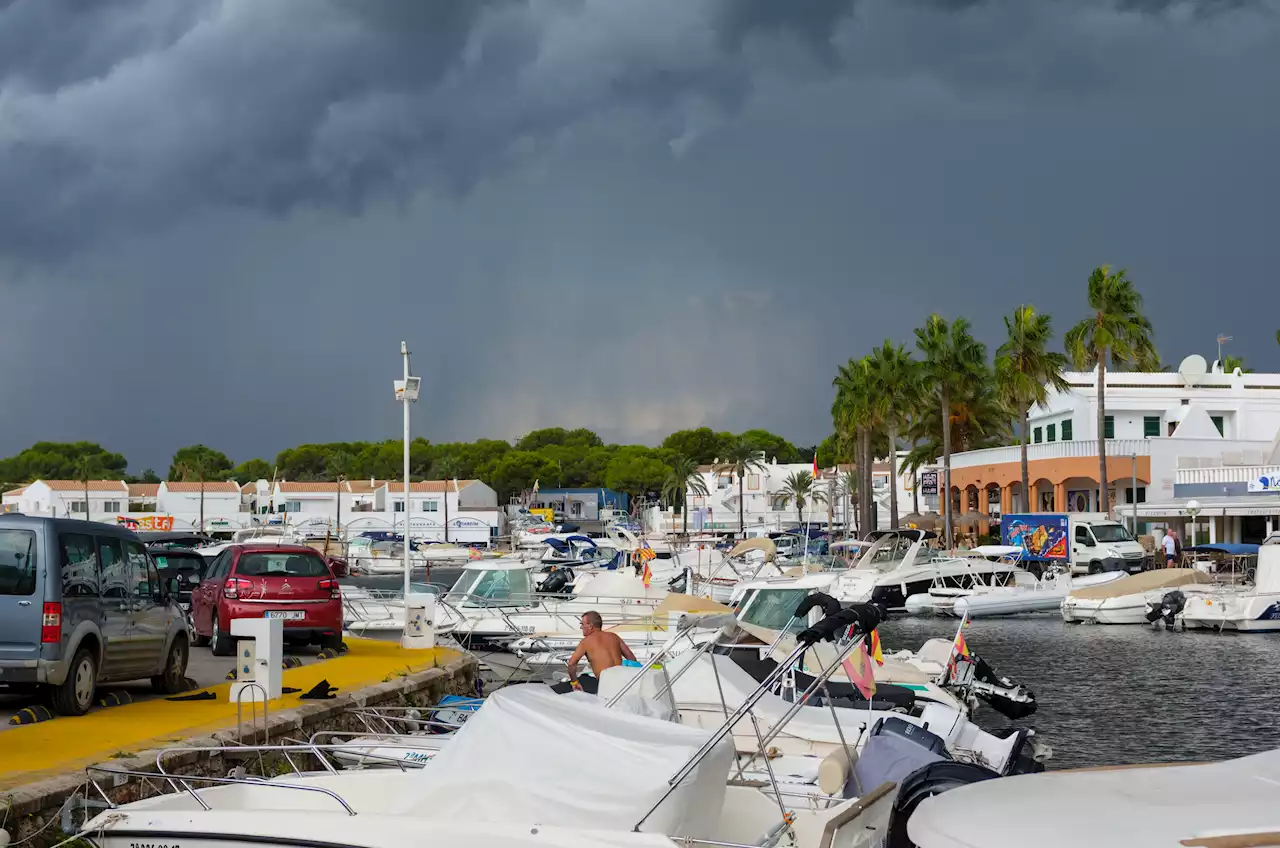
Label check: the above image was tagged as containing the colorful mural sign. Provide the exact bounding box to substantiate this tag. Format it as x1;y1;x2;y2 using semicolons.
116;515;175;531
1000;513;1070;561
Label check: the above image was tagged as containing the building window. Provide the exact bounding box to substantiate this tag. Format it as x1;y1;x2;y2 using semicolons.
1143;416;1160;438
393;501;405;512
103;501;121;512
1211;415;1224;436
70;501;87;513
1047;424;1056;442
1124;487;1147;504
284;500;302;513
717;476;731;490
1103;416;1115;439
1033;427;1043;444
747;474;760;491
422;501;438;512
1061;420;1072;441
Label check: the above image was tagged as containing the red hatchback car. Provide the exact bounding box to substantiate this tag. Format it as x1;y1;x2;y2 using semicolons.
190;544;343;656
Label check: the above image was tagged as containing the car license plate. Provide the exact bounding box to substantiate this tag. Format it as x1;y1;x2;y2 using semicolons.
265;610;305;620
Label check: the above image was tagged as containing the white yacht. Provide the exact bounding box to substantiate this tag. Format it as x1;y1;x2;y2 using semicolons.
1181;534;1280;631
1060;568;1214;625
825;530;1023;611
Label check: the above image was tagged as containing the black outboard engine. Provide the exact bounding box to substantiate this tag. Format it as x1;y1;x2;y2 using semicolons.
968;650;1038;720
539;567;574;594
1144;589;1186;627
667;571;688;593
885;761;1002;848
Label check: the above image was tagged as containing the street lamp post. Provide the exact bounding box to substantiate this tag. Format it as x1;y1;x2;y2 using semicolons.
395;341;421;640
1185;499;1202;548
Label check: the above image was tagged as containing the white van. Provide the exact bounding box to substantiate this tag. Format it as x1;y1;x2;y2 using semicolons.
1069;514;1148;575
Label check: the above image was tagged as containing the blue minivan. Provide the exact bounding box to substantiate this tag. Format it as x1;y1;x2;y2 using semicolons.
0;516;190;715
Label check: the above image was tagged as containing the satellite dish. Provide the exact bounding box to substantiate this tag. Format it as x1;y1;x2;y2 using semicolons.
1178;354;1208;387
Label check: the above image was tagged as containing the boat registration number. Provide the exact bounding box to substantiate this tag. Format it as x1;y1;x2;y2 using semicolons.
516;625;535;634
265;610;305;620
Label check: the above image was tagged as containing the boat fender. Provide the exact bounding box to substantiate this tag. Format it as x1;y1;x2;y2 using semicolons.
885;761;1002;848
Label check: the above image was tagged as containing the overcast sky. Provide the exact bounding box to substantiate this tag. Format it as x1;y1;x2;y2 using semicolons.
2;0;1277;473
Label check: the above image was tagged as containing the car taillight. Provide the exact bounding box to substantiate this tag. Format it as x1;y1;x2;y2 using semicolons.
224;578;253;599
318;578;340;600
42;602;62;643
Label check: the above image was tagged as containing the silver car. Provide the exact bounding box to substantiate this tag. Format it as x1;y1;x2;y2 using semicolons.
0;516;190;715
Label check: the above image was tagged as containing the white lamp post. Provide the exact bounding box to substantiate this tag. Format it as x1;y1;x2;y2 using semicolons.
395;341;421;640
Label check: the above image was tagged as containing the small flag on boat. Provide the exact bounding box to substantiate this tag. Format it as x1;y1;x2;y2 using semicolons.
812;454;820;479
468;547;482;561
532;479;540;496
954;630;970;659
642;560;653;588
841;640;877;701
869;629;884;666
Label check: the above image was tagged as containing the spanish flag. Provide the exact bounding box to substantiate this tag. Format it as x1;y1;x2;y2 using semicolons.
841;640;877;701
642;560;653;588
869;629;884;666
954;631;970;659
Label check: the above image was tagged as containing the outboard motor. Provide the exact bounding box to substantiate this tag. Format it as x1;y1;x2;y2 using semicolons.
884;761;1002;848
968;650;1038;720
539;567;574;595
1144;589;1186;627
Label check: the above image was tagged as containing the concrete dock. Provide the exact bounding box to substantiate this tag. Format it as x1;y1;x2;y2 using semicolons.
0;638;477;846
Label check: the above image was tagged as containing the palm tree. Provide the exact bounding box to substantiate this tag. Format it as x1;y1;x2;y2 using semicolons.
778;471;825;530
713;438;767;539
1064;266;1156;514
833;357;880;538
916;314;989;549
1221;354;1250;374
176;457;214;531
996;306;1071;512
75;455;105;521
662;456;709;536
435;456;463;543
867;341;921;529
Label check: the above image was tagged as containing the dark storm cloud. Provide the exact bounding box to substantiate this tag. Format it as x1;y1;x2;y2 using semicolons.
2;0;1279;469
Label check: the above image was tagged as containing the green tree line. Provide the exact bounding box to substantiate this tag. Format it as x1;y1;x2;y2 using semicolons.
1;427;817;503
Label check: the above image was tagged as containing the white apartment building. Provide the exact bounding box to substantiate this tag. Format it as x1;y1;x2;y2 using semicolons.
946;359;1280;543
2;480;130;520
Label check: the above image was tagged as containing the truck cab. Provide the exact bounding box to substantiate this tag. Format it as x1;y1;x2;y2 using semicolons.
1070;515;1147;575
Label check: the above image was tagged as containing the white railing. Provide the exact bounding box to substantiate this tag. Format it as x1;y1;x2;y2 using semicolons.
1176;465;1280;486
949;439;1151;469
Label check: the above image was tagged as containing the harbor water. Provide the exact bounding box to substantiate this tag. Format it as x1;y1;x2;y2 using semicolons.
881;615;1280;770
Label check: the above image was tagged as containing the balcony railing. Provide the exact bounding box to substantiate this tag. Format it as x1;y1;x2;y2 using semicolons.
1176;465;1280;486
949;439;1151;469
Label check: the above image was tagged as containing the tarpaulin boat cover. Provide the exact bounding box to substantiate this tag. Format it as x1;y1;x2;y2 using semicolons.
1067;568;1212;601
392;683;732;838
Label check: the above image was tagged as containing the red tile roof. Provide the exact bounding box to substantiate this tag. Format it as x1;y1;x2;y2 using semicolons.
42;480;128;492
3;486;26;496
164;481;240;493
128;483;160;497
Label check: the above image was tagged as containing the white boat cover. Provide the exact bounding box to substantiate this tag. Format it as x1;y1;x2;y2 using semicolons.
908;748;1280;848
1067;568;1212;601
392;683;732;837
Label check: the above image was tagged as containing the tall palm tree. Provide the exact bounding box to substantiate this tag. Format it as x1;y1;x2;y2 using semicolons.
176;456;215;531
778;471;825;530
435;456;463;543
1064;266;1156;514
996;306;1071;512
916;314;989;549
662;456;709;536
76;455;105;521
867;341;921;529
833;357;880;538
713;438;767;539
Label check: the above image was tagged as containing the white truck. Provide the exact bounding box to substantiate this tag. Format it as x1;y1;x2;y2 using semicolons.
1068;513;1149;575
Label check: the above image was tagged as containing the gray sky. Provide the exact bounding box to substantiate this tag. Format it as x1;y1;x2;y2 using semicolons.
2;0;1277;472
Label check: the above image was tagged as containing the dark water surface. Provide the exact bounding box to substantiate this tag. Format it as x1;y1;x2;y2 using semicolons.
879;616;1280;770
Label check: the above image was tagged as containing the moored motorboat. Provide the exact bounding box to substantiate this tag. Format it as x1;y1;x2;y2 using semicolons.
1061;568;1213;625
1180;534;1280;631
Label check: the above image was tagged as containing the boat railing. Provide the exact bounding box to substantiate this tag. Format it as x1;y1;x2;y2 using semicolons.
340;704;477;736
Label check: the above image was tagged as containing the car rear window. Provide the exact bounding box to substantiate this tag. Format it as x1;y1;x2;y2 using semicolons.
236;552;328;578
154;552;205;577
0;529;37;596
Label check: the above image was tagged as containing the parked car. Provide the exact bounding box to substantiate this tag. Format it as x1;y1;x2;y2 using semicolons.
189;544;342;656
0;517;191;715
147;544;209;624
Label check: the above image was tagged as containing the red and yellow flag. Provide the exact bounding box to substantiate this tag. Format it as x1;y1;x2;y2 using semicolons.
954;631;970;659
869;629;884;666
642;560;653;588
841;640;877;701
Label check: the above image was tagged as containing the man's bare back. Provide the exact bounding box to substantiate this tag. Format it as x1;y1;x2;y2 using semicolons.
566;612;636;687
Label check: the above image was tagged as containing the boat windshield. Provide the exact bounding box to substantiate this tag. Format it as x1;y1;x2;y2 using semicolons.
738;588;810;633
856;534;920;572
1090;524;1136;543
448;567;532;606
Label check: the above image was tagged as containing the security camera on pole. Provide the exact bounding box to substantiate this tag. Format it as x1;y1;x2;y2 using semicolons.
395;342;433;649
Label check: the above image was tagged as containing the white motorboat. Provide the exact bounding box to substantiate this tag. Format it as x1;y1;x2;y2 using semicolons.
1180;534;1280;631
1060;568;1214;625
826;530;1022;611
908;747;1280;848
951;569;1127;619
75;605;1001;848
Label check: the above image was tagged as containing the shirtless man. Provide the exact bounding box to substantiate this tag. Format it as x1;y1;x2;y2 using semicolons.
565;610;635;692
